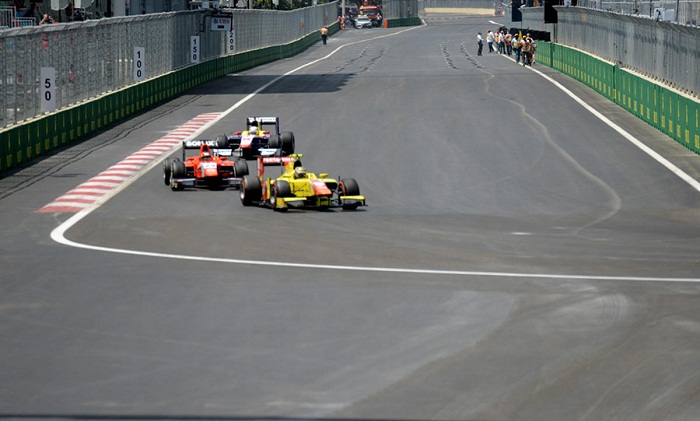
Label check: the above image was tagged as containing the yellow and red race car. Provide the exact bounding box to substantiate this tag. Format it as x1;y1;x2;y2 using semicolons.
163;139;249;190
239;154;366;211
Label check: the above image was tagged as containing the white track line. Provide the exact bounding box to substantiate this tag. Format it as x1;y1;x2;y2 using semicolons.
504;55;700;192
50;26;700;283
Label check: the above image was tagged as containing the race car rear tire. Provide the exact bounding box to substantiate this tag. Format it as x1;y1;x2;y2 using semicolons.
340;178;360;210
271;181;292;212
234;159;249;177
280;132;295;155
163;158;173;186
269;135;281;150
240;175;261;206
171;160;187;191
216;134;229;149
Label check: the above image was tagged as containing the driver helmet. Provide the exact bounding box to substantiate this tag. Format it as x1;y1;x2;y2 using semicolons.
201;151;211;159
249;126;258;135
294;166;307;178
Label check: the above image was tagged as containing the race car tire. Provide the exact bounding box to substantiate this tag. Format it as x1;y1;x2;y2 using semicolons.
171;160;187;191
240;175;262;206
340;178;360;210
271;181;292;212
216;134;229;149
163;158;172;186
234;159;249;177
269;135;281;150
280;132;295;155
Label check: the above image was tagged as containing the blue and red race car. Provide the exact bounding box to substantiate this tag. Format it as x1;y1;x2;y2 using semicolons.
217;116;295;160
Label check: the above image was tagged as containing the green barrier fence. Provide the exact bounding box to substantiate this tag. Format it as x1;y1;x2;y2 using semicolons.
537;42;700;155
386;17;422;28
0;29;329;174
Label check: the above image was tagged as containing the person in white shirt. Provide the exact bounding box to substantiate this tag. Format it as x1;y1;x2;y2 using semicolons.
486;29;494;53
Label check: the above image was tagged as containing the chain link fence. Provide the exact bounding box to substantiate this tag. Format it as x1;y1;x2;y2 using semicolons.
0;3;337;129
504;6;700;97
420;0;498;13
575;0;699;25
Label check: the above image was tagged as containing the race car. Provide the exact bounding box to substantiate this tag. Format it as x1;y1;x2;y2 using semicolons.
239;154;366;211
217;116;295;160
163;139;249;191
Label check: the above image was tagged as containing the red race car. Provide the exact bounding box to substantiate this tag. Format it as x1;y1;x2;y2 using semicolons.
163;139;249;191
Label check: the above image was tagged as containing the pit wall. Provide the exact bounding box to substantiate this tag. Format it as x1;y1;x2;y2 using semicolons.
536;41;700;154
0;26;337;173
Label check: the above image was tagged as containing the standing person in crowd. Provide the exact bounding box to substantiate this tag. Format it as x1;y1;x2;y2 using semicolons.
477;32;484;56
521;34;533;65
320;25;329;45
512;34;522;63
498;31;506;54
39;13;53;24
504;31;513;56
486;29;494;53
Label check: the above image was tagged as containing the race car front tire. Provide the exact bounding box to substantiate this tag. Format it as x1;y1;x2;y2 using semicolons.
340;178;360;210
271;180;292;212
240;175;262;206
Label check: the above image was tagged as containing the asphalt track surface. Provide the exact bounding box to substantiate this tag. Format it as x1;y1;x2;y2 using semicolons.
2;15;700;421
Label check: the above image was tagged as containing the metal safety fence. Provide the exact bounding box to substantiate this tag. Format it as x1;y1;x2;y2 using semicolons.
504;6;700;98
384;0;420;19
1;6;38;29
575;0;700;26
420;0;498;12
0;3;337;129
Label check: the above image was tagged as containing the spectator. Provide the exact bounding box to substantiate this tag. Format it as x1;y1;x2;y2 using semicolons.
477;32;483;56
498;31;506;54
486;29;494;53
320;25;329;45
39;13;53;24
512;34;522;63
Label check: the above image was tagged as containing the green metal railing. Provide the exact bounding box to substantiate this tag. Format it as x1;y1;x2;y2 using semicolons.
538;42;700;154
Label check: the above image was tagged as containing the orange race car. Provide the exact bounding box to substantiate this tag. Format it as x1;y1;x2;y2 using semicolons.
163;139;249;191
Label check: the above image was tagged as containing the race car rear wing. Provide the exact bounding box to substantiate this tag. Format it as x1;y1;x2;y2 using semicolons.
182;139;233;158
256;154;299;178
247;116;280;135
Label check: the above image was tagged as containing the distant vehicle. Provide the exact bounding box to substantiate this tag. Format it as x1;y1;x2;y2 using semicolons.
163;139;249;191
358;4;382;27
240;154;366;212
355;16;373;28
217;116;295;160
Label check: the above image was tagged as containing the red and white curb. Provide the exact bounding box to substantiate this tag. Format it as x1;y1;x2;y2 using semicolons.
37;112;222;213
